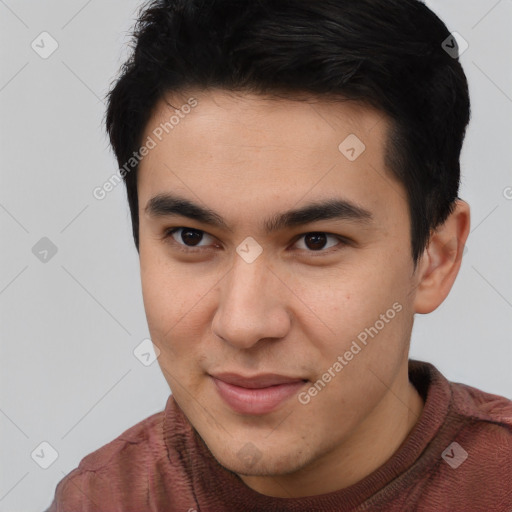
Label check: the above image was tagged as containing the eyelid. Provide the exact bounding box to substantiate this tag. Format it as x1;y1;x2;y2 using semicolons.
163;227;351;255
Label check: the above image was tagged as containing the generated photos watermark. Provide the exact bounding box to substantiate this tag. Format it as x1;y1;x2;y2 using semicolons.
92;97;198;201
298;301;403;405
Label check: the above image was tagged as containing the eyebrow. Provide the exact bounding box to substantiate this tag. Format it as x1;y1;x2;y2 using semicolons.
144;193;373;233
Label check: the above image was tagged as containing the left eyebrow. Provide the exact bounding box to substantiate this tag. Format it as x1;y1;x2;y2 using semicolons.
144;193;373;234
264;198;373;233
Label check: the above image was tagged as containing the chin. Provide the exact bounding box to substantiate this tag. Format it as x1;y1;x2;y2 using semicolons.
209;440;311;478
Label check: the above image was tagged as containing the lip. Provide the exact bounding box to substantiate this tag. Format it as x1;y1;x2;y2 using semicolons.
210;373;308;415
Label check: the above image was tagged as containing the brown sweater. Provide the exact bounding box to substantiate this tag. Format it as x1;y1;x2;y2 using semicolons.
46;360;512;511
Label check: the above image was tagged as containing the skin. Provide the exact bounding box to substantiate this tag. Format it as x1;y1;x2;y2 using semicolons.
136;88;470;498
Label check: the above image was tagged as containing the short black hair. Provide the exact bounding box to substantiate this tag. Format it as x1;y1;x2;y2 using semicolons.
105;0;471;264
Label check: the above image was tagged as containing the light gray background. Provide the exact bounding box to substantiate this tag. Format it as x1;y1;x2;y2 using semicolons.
0;0;511;510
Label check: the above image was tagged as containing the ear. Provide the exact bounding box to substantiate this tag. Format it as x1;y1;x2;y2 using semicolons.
413;199;471;314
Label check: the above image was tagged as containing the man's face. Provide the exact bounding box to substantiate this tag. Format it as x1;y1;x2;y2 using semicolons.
137;89;420;490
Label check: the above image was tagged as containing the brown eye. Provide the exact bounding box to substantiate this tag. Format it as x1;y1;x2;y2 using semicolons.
164;227;216;251
177;228;203;246
304;233;328;250
294;232;343;253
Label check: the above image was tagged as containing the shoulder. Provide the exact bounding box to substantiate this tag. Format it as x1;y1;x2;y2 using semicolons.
449;380;512;433
418;381;512;510
78;409;166;471
46;409;167;511
449;381;512;474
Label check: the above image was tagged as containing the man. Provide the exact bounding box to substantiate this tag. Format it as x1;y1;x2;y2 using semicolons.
47;0;512;510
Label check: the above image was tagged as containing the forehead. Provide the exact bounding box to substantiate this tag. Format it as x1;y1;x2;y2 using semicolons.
144;89;388;151
137;89;406;229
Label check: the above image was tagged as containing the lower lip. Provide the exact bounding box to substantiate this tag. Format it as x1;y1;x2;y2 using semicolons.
211;377;307;415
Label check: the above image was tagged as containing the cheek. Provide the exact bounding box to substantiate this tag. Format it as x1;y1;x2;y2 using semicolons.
140;268;204;390
140;245;184;341
294;257;411;364
139;246;217;356
305;258;402;319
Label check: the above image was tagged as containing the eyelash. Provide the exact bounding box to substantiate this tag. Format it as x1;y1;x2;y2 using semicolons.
162;227;350;256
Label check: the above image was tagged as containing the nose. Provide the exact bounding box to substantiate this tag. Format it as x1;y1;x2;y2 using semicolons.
211;253;291;350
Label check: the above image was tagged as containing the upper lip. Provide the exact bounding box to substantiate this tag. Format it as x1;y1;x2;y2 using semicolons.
210;372;307;389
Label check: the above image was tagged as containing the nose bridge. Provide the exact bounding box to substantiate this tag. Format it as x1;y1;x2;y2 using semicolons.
212;249;290;347
225;251;274;316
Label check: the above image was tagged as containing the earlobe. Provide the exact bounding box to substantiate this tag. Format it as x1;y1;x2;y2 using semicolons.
413;200;471;314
